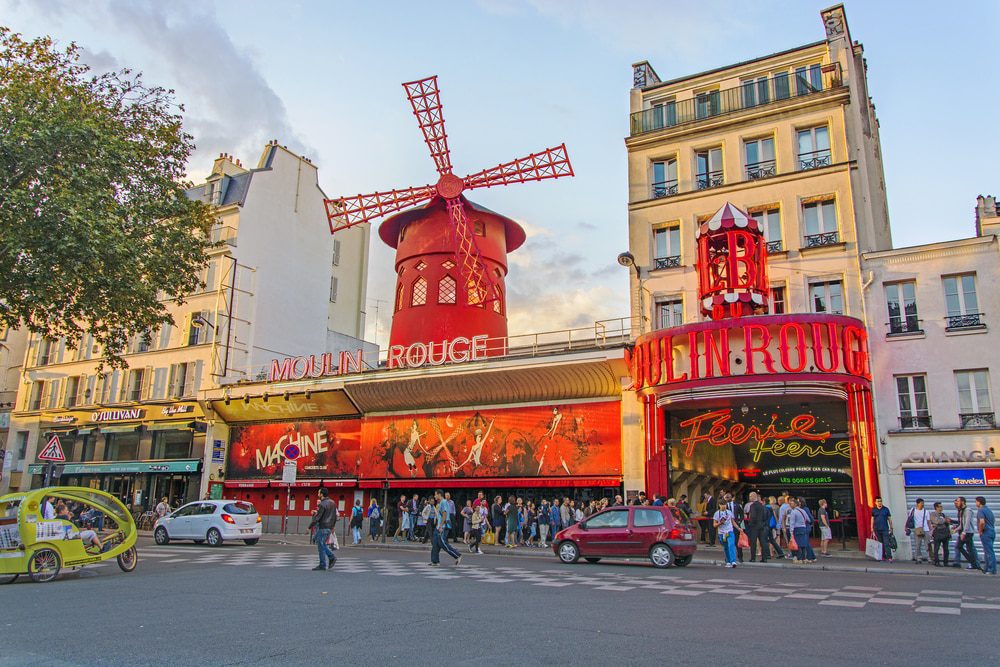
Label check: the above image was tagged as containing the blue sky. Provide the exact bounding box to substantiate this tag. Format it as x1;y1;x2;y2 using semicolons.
4;1;998;345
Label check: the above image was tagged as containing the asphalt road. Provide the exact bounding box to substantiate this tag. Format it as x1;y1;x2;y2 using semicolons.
3;537;999;667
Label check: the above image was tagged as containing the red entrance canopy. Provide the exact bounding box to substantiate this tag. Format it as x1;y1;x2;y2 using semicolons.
360;477;620;490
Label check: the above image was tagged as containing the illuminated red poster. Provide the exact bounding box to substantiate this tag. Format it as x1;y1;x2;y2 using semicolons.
227;419;362;480
986;468;1000;487
362;402;621;480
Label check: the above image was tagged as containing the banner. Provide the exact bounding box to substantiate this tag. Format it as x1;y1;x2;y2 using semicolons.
227;419;362;480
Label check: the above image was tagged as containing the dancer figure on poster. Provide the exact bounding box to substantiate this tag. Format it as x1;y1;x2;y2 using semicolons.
537;407;571;475
404;420;426;477
458;419;495;471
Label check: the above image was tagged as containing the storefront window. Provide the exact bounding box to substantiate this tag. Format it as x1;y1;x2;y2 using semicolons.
151;430;193;459
104;432;140;461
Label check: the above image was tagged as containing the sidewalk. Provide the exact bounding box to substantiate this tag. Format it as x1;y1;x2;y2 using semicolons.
251;532;989;577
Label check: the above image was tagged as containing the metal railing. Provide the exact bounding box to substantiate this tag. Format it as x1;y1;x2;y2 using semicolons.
945;313;985;330
798;149;832;171
766;240;783;254
960;412;996;429
804;231;840;248
887;319;923;335
652;179;678;198
696;170;724;190
210;225;238;247
899;415;932;429
630;63;842;135
745;160;777;181
654;255;681;270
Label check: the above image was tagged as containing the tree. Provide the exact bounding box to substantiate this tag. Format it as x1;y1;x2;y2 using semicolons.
0;27;214;367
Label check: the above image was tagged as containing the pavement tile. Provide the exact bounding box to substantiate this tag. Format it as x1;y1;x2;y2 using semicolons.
830;592;875;598
709;588;756;595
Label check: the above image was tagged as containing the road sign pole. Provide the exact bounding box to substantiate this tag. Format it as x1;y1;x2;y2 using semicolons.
43;462;54;487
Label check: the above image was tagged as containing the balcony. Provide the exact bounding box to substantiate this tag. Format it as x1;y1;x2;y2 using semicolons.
960;412;996;429
803;231;840;248
630;63;842;136
696;170;724;190
945;313;985;331
798;149;832;171
745;160;777;181
766;240;783;254
652;179;678;199
210;225;237;247
653;255;681;270
899;415;932;429
887;318;923;336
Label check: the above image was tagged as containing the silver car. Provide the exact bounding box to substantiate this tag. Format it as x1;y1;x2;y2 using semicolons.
154;500;261;547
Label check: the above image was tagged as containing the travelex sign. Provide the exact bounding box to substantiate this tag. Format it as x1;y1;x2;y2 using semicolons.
627;314;870;391
903;468;1000;487
268;334;490;381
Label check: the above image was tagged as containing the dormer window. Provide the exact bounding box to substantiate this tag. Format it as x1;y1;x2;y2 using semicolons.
208;178;223;205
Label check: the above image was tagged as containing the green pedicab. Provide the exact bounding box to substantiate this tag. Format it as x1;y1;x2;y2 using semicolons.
0;486;138;584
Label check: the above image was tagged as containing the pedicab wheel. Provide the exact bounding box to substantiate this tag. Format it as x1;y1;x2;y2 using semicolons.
675;555;693;567
153;527;170;545
243;538;259;546
28;548;61;583
117;546;138;572
557;540;580;564
207;528;223;547
649;543;675;569
584;557;602;564
0;573;18;584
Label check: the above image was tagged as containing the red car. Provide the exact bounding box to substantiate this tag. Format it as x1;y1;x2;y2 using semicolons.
552;505;697;568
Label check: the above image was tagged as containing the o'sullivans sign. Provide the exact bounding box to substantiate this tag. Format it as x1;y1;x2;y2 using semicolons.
626;314;870;392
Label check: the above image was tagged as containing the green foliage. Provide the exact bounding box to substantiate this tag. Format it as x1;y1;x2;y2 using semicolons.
0;27;213;368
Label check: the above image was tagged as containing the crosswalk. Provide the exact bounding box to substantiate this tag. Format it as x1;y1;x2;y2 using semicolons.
129;547;1000;616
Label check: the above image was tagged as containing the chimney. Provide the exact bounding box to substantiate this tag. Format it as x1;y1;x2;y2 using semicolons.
976;195;1000;237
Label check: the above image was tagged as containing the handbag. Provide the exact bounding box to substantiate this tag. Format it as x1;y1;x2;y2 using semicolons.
737;530;750;550
482;530;495;546
888;533;898;550
865;537;883;560
788;534;799;551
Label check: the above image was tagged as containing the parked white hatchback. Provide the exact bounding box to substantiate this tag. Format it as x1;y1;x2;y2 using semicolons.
153;500;261;547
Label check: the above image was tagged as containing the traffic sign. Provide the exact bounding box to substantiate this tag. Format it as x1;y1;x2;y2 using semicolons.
281;460;297;485
282;443;300;461
38;435;66;462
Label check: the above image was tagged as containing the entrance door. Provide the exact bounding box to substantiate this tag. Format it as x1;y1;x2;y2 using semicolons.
577;508;631;556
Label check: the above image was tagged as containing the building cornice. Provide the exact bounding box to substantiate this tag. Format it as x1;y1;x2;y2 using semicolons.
863;235;997;266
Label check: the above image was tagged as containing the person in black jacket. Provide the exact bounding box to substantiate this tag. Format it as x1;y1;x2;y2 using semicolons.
702;492;718;545
746;492;769;562
309;488;338;571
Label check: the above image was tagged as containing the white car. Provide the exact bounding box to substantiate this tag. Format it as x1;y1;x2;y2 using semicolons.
153;499;261;547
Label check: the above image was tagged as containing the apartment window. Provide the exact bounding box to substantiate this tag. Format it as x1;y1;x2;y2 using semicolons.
797;125;831;170
126;369;145;402
895;375;930;429
695;90;720;119
105;433;140;461
208;178;222;206
743;137;775;180
943;274;982;329
769;286;786;314
653;226;681;269
158;324;172;350
741;76;770;107
411;277;427;307
773;72;790;100
802;199;838;246
655;299;683;329
167;364;187;399
99;371;119;404
956;370;994;428
885;281;920;334
332;239;341;266
394;284;404;312
15;431;28;460
795;64;823;95
329;276;339;303
649;100;677;129
438;275;457;304
64;376;80;408
809;280;843;315
695;148;723;189
749;208;782;252
187;311;211;346
36;338;54;366
651;158;678;198
28;381;45;411
152;431;193;459
129;330;151;354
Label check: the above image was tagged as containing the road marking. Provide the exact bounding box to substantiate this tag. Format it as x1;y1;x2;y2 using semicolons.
915;606;961;615
709;589;756;595
916;596;962;604
785;593;830;600
533;582;574;587
661;590;704;596
921;589;962;595
961;603;1000;610
829;592;874;598
819;600;866;608
737;594;781;602
593;585;634;591
843;586;881;591
160;558;189;563
868;598;915;605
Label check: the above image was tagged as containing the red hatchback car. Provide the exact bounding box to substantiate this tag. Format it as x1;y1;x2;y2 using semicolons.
552;505;698;568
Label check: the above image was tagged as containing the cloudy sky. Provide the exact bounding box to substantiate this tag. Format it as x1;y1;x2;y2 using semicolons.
5;0;999;346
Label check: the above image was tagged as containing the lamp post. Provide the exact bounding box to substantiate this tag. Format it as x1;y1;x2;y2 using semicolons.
617;251;646;334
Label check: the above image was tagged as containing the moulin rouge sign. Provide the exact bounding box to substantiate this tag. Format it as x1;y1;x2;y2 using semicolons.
627;314;870;391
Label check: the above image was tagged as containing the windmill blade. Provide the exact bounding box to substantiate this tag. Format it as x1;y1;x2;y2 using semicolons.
324;184;437;233
463;143;574;191
445;198;499;307
402;76;453;176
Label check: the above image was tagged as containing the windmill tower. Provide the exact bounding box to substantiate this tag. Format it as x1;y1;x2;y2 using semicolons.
325;76;573;363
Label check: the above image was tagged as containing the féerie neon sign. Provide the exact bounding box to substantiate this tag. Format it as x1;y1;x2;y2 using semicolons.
678;408;846;459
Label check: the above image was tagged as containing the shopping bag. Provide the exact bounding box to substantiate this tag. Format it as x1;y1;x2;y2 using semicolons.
865;537;883;560
737;530;750;550
326;531;340;550
788;534;799;551
482;530;495;546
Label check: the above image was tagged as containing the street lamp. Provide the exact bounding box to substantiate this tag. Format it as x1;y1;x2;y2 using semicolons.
617;252;647;334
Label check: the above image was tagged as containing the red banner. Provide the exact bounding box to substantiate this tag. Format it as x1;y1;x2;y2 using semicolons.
227;419;362;480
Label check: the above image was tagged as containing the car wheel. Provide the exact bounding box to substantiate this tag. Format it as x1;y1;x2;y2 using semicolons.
154;527;170;545
193;540;205;544
675;555;692;567
243;538;259;546
28;548;61;583
117;546;138;573
207;528;223;547
649;543;675;569
0;574;18;585
584;557;602;564
557;541;580;564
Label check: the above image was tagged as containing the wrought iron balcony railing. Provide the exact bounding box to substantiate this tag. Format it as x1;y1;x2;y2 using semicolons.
960;412;996;429
745;160;777;181
766;240;783;254
654;255;681;270
696;171;724;190
945;313;985;330
887;319;923;335
899;415;932;429
630;63;842;136
804;231;840;248
798;149;832;171
652;179;679;199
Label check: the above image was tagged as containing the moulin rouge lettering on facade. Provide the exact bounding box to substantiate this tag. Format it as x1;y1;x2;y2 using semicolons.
627;317;870;392
269;350;366;382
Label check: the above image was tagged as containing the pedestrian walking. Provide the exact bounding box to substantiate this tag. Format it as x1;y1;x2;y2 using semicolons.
976;496;996;575
538;499;551;547
777;495;791;549
504;496;518;548
702;492;718;545
713;502;737;567
745;492;768;563
929;502;952;566
309;488;337;570
469;501;487;554
444;492;459;543
408;494;419;541
764;496;786;559
953;497;980;570
430;490;462;566
461;499;474;544
560;496;571;530
491;496;505;546
550;498;562;535
419;497;433;543
817;499;832;557
724;494;745;563
393;494;407;542
905;498;931;563
155;496;171;519
788;498;816;563
869;496;894;562
350;499;364;545
367;498;381;541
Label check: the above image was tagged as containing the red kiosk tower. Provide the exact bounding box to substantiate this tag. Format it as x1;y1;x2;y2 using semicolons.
324;76;573;360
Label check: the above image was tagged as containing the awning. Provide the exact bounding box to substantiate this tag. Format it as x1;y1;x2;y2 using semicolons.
223;480;270;489
99;424;141;434
377;476;622;489
145;422;195;432
27;459;201;475
210;389;359;423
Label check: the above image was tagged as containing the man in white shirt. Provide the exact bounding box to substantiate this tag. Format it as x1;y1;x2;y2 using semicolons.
907;498;932;562
42;497;55;520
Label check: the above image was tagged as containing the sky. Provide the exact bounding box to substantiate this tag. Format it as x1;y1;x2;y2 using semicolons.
4;0;999;347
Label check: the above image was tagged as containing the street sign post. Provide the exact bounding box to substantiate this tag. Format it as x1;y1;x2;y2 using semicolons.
39;435;66;486
281;460;297;534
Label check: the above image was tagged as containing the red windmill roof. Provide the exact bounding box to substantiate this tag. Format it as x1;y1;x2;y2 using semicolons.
696;202;761;238
379;195;527;253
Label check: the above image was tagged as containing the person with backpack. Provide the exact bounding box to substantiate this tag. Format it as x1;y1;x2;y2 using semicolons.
350;499;364;545
366;498;382;542
764;497;786;559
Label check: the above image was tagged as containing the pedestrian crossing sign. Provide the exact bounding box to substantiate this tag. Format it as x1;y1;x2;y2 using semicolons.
38;435;66;462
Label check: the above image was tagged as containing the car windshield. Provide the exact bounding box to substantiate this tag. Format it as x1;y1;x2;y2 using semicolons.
223;502;256;515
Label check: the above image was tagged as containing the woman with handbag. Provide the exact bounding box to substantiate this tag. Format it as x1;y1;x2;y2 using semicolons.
713;504;737;568
787;498;816;563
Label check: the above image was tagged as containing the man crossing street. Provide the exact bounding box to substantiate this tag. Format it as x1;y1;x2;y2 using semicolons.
430;490;462;566
310;488;338;571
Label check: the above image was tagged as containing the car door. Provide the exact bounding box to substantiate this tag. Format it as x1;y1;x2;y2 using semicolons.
164;503;198;539
191;502;218;539
631;508;667;556
577;508;631;557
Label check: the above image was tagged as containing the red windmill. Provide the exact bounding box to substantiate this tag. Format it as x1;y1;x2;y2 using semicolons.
324;76;574;364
